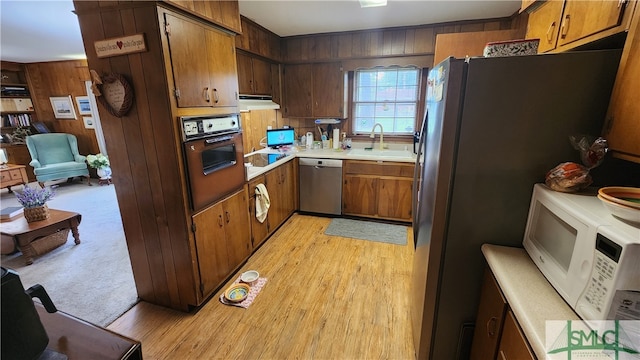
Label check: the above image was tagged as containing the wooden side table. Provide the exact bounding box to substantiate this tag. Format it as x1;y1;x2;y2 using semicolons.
0;164;29;192
36;304;143;359
0;209;82;265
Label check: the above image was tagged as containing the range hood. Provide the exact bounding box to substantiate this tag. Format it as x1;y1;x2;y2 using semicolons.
239;95;280;112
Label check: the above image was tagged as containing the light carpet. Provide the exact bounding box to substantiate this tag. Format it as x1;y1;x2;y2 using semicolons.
0;180;138;327
324;218;408;245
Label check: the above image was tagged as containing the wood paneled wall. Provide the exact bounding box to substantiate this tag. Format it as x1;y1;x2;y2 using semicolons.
73;1;196;310
26;60;100;157
282;16;526;63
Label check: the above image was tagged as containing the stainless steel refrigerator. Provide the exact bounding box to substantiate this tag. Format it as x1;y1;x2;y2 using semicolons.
411;49;622;360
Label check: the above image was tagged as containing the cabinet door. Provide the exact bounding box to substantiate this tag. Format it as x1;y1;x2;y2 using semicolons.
252;57;272;96
497;310;535;360
283;64;312;117
604;6;640;161
377;177;413;221
470;269;508;360
248;177;270;249
312;62;344;117
192;203;229;297
279;161;296;219
206;28;238;107
164;14;211;107
526;0;564;53
265;166;286;229
558;0;626;46
236;52;254;94
343;175;377;216
223;189;252;271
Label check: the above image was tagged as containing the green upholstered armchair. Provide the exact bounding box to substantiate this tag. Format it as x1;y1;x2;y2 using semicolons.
26;134;91;187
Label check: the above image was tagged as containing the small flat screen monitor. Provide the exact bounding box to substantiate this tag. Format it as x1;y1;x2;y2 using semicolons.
266;128;295;148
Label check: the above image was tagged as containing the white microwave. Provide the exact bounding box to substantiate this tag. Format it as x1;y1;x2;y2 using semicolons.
522;184;640;323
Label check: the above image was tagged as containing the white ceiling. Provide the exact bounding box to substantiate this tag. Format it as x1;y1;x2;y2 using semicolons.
0;0;521;64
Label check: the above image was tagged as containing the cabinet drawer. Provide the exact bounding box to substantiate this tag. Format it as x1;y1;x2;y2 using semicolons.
9;169;23;180
344;160;414;177
1;172;11;182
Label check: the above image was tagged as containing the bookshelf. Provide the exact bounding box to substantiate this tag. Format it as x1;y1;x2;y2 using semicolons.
1;61;36;135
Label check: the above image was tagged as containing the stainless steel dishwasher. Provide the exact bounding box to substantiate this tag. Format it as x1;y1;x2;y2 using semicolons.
299;158;343;215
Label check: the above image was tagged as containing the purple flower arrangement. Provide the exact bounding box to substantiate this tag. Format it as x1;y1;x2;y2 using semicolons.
15;186;55;208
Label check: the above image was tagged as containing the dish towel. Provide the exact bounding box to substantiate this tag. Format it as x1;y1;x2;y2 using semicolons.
219;277;268;309
255;183;270;223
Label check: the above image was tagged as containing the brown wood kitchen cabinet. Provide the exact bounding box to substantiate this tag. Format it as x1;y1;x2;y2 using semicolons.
603;6;640;163
434;29;524;65
470;269;508;360
498;310;536;360
283;62;344;118
525;0;637;53
248;160;297;249
164;11;239;108
342;160;413;222
470;268;534;360
163;0;241;34
192;188;251;299
237;51;273;96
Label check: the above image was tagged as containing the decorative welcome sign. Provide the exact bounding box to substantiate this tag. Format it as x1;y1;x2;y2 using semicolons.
94;33;146;58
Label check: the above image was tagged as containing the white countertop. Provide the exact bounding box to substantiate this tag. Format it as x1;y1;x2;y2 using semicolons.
482;244;583;359
244;146;416;181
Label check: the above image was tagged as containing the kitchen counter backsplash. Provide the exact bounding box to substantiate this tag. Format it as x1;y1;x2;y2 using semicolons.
244;141;416;180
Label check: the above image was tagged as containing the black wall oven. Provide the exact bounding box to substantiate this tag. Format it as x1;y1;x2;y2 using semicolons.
181;114;245;212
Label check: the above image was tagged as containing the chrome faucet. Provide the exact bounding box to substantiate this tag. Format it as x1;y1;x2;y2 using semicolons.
370;123;384;150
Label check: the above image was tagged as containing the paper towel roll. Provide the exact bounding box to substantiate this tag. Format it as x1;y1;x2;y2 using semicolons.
332;128;340;149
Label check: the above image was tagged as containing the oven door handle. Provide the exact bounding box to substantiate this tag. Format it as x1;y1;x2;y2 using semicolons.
205;135;233;145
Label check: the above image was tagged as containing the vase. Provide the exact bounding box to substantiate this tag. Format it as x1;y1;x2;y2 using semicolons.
97;166;112;180
24;204;50;223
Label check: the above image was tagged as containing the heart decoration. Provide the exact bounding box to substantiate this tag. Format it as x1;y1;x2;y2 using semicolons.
116;41;124;49
92;72;134;118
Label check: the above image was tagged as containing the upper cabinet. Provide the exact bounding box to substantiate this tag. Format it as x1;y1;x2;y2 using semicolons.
434;29;525;65
526;0;637;53
163;0;241;34
603;7;640;163
283;62;345;118
237;51;273;96
164;12;239;108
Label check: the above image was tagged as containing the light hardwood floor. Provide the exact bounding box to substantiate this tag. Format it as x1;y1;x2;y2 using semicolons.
108;214;416;359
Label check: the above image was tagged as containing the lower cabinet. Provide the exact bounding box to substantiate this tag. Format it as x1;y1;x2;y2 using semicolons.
471;268;535;360
192;188;251;299
342;160;413;222
498;310;535;360
248;160;297;249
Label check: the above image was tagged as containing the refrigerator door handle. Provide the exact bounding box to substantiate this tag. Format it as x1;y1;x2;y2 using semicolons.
412;110;428;248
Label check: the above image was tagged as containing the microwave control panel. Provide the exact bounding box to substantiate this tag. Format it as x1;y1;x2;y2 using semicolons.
583;251;617;313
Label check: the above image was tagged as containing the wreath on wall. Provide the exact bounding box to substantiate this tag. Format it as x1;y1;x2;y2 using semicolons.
90;70;134;118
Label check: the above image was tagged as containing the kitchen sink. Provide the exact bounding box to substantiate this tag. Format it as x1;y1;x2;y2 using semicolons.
348;149;415;159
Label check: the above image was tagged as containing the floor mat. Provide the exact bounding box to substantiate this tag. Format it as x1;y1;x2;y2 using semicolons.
324;218;408;245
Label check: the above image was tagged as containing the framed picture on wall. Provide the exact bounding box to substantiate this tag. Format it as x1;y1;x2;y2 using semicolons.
75;96;92;115
82;116;95;129
49;96;77;119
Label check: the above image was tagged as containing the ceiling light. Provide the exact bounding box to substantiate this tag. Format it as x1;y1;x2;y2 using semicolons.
359;0;387;8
